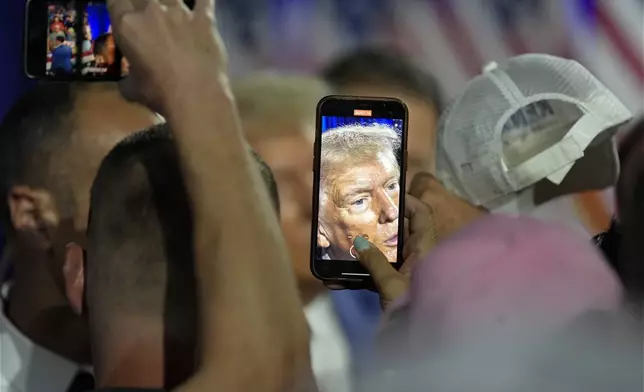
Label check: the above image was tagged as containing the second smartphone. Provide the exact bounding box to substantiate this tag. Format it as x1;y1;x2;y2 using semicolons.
310;95;409;283
25;0;124;80
24;0;195;81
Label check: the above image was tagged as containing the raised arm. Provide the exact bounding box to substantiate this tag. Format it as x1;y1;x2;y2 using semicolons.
107;0;312;390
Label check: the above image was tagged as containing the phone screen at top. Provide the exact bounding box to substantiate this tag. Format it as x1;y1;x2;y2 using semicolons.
25;0;197;80
25;0;127;80
310;96;409;283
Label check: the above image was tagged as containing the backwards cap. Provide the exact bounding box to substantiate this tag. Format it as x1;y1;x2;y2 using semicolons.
436;54;633;211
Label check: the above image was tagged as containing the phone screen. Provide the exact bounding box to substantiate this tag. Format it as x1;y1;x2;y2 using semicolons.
45;2;78;77
81;1;127;77
311;96;408;281
27;0;124;80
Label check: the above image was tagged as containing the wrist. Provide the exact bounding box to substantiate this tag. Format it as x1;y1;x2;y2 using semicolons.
161;77;235;124
161;76;247;160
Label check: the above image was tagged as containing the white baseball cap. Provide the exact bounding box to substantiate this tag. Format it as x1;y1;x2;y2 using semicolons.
436;54;633;212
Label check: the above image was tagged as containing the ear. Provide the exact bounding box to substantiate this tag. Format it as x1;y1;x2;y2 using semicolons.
63;243;85;315
8;185;60;248
317;224;331;248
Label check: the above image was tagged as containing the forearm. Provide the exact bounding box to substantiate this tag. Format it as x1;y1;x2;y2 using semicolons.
162;82;295;293
163;83;307;377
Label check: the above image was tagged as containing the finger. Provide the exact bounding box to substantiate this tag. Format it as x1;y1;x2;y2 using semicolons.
129;0;153;10
405;194;437;234
402;232;420;260
404;194;433;222
118;74;141;103
107;0;135;29
408;171;440;199
398;253;419;277
353;236;407;299
194;0;215;17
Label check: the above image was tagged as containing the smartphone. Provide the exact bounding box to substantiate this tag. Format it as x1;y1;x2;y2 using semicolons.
24;0;125;80
310;96;409;283
23;0;195;81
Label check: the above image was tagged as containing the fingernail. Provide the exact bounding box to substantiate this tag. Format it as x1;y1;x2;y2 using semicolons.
353;236;370;251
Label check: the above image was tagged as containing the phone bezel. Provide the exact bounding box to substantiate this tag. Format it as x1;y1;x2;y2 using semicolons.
24;0;123;81
310;95;409;283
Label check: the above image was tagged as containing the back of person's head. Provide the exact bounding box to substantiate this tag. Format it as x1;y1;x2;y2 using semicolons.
232;73;330;142
0;82;156;282
322;46;445;112
82;122;280;324
66;123;280;387
615;118;644;300
85;124;194;335
0;82;76;232
323;47;444;177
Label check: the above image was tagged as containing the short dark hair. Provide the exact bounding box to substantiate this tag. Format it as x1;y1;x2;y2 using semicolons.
93;33;112;57
86;123;280;339
615;119;644;300
0;82;77;229
322;46;445;112
55;35;65;43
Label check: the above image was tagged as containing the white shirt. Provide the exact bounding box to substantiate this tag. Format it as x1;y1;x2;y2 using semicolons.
305;294;352;392
0;285;82;392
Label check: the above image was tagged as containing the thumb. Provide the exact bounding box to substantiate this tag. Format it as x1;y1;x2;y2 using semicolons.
353;236;406;300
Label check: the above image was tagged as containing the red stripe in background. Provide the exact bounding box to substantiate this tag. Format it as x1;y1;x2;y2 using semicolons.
503;28;530;55
431;0;484;77
595;2;644;85
442;1;611;233
499;9;613;234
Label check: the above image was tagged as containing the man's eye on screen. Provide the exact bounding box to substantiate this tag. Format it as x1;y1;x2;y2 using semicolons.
386;182;400;192
352;198;366;206
349;197;369;213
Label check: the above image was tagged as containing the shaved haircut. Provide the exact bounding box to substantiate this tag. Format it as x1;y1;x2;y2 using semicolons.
0;82;77;229
86;123;280;340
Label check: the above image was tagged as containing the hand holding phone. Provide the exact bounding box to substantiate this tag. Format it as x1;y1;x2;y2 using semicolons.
326;194;438;309
106;0;226;113
310;96;409;284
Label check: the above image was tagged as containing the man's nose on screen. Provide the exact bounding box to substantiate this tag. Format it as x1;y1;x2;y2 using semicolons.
375;190;398;224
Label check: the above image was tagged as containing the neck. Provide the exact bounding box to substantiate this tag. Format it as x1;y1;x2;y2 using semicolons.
95;320;194;390
5;242;90;364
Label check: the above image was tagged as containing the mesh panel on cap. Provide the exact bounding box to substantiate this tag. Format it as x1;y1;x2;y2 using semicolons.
505;54;630;127
436;74;515;204
504;55;591;102
436;53;631;208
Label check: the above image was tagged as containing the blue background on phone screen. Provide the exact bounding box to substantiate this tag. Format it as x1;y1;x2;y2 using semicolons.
321;116;403;134
87;3;111;40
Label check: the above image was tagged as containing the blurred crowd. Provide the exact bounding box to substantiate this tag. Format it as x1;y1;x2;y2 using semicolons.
0;0;643;392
